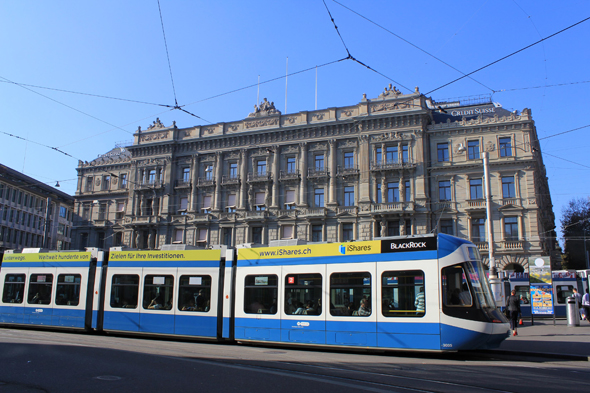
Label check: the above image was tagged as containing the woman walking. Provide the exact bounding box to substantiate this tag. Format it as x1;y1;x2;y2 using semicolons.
506;289;521;336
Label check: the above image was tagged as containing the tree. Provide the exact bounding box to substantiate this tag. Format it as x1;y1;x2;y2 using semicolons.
561;198;590;270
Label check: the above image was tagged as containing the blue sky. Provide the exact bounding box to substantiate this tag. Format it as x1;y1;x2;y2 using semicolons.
1;1;589;244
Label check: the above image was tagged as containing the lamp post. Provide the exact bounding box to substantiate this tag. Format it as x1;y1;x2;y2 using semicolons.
483;152;502;305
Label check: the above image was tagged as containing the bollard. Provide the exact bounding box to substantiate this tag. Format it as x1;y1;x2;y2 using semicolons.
566;296;580;327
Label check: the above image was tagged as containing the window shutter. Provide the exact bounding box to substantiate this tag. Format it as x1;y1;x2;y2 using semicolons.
255;192;265;205
203;196;212;208
286;190;295;203
198;229;207;241
180;197;188;210
228;194;236;207
282;225;293;239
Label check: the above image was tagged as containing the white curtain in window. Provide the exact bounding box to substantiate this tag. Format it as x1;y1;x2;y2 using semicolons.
203;195;212;208
180;197;188;210
175;229;183;242
198;229;207;241
282;225;293;239
255;192;265;205
227;194;236;207
285;190;295;204
117;202;125;212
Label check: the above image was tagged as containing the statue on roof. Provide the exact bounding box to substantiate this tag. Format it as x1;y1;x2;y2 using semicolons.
248;98;281;117
378;83;402;99
147;118;165;130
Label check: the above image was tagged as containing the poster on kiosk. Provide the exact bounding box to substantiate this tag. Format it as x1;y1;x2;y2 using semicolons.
529;256;554;317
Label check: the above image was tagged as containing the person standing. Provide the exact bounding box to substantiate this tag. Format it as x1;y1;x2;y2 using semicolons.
573;288;583;320
583;289;590;323
506;289;521;336
415;287;425;315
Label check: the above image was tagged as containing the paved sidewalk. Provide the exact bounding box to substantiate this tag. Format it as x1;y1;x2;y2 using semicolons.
494;318;590;359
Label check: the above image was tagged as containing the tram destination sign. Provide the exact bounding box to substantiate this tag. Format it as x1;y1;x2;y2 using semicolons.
381;237;437;253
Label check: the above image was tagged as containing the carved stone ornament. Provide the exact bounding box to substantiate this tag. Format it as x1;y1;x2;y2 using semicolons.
311;112;327;121
112;176;118;185
454;143;466;154
244;118;279;129
248;98;281;118
203;127;216;135
283;145;299;154
225;151;240;160
181;129;192;138
369;101;410;113
147;118;166;130
310;142;328;151
227;123;240;132
95;178;101;186
485;141;495;152
283;116;298;124
378;83;402;99
372;132;402;142
339;139;358;148
359;134;369;144
140;131;169;142
341;109;354;117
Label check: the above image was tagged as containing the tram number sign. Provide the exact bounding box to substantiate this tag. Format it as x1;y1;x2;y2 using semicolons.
381;237;437;253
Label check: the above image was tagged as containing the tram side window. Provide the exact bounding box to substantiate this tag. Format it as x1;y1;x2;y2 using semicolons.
441;266;473;307
27;274;54;305
330;272;371;317
244;275;277;314
110;275;139;309
143;275;174;310
285;274;322;315
382;270;425;317
178;275;212;312
514;285;530;304
556;285;574;304
2;274;26;304
55;274;81;306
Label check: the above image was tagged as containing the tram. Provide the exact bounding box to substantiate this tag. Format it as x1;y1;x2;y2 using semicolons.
0;234;510;352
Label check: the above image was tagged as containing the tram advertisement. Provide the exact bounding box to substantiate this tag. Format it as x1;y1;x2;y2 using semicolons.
529;257;554;315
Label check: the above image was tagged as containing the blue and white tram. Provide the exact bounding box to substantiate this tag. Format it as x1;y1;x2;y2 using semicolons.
0;234;510;352
234;234;509;351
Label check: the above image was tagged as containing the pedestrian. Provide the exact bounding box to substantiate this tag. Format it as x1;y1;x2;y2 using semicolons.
573;288;583;320
506;289;521;336
583;289;590;323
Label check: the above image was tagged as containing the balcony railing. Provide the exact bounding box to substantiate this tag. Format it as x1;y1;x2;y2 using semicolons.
131;216;160;225
175;179;191;188
474;241;489;251
433;201;455;211
502;240;523;250
370;160;417;171
337;166;359;177
500;198;521;207
138;180;163;189
371;202;404;213
300;208;326;218
197;177;215;187
466;199;486;209
245;211;267;220
279;170;300;181
221;175;240;185
336;206;358;215
307;168;329;179
247;172;272;182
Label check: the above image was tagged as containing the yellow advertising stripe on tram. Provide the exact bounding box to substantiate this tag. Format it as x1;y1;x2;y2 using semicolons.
238;240;381;260
108;249;221;262
2;252;92;263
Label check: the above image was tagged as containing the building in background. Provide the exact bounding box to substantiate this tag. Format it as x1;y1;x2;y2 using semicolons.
0;164;74;255
72;86;558;272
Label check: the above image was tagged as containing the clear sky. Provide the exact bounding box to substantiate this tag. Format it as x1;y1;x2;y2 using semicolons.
1;1;589;245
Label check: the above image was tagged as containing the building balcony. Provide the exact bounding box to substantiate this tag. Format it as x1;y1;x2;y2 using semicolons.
93;219;109;227
300;207;327;218
219;212;239;221
474;241;489;251
221;175;240;186
336;206;358;215
337;166;359;177
371;202;414;213
465;199;486;210
433;201;456;212
188;213;212;223
197;178;215;187
245;211;267;220
370;160;418;172
502;240;524;250
175;179;191;188
276;209;297;219
131;215;160;225
137;180;163;190
499;198;521;208
247;172;272;183
279;170;300;181
307;168;329;179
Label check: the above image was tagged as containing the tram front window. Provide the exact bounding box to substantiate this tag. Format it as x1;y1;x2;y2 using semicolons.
27;274;53;305
2;274;25;304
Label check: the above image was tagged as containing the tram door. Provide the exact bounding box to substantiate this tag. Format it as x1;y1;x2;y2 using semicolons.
0;268;28;324
281;265;326;345
325;262;378;347
138;268;176;334
25;268;57;326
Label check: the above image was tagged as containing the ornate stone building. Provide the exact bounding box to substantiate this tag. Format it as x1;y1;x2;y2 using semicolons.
72;86;558;271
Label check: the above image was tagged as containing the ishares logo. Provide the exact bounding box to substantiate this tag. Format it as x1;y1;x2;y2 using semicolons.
339;245;346;254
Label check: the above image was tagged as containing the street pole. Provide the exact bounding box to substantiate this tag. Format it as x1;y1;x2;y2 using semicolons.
483;152;502;306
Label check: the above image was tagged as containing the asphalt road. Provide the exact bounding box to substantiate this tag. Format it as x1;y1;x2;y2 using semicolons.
0;328;588;393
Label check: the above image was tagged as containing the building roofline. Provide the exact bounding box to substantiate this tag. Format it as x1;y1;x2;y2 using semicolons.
0;163;74;203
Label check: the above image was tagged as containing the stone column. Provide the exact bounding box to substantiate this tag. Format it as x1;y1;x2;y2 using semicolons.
358;135;370;203
381;177;387;203
214;151;222;211
299;142;308;206
328;139;338;205
190;154;199;211
272;146;279;208
518;215;524;241
239;149;248;210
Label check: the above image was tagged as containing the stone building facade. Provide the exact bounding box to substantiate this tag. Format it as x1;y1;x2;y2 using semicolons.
0;164;74;254
72;86;558;271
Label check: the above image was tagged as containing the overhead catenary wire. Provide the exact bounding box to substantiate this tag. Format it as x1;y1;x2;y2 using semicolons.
157;0;179;107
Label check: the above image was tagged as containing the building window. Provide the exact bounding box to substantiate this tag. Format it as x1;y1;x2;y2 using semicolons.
59;206;67;218
2;274;26;304
202;195;212;213
386;146;398;164
376;184;382;204
285;273;322;315
98;203;107;220
229;162;238;178
116;202;125;219
314;188;324;208
440;219;453;235
312;225;322;242
375;147;382;164
0;183;4;199
329;272;371;317
342;223;354;241
402;145;409;163
148;170;156;184
120;173;128;188
227;194;236;212
257;160;267;176
179;197;188;215
182;167;190;182
286;157;296;173
470;179;483;199
110;275;139;309
387;182;399;202
252;227;263;244
344;186;354;206
344;152;354;168
382;270;425;317
439;180;451;201
103;175;111;190
244;274;277;315
284;190;296;210
143;275;173;310
58;223;65;236
468;140;480;160
223;228;233;246
198;229;207;243
255;192;266;211
504;217;519;240
23;194;28;207
174;229;184;243
82;205;90;220
315;155;324;170
499;137;512;157
28;274;53;305
55;274;81;306
178;275;211;312
437;143;449;162
205;164;214;180
388;221;400;236
406;220;412;236
471;218;485;242
502;176;515;198
158;168;163;183
86;177;93;192
405;180;411;201
282;225;294;239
